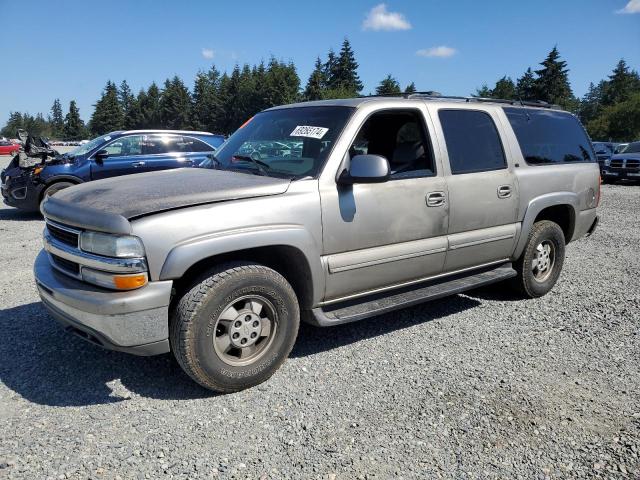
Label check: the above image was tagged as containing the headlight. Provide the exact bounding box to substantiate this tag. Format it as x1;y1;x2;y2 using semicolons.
80;231;145;258
604;158;611;166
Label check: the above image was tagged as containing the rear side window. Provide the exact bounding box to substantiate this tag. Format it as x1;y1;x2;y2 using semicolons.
439;110;506;174
179;136;216;152
504;107;595;165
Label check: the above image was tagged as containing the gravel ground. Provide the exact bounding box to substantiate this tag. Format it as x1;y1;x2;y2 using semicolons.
0;157;638;479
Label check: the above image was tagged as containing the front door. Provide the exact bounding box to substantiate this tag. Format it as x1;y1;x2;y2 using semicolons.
432;107;519;272
320;107;449;301
90;134;145;179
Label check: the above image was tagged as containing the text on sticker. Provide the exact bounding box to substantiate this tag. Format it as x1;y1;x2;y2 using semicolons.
290;125;329;139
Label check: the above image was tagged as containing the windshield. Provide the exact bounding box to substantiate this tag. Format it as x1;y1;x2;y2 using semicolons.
213;106;355;178
66;134;113;157
619;142;640;154
592;142;612;154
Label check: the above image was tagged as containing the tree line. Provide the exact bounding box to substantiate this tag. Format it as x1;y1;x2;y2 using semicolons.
2;40;638;142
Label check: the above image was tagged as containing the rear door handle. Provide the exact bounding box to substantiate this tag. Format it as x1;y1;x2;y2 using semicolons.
131;161;146;167
426;191;446;207
497;185;512;198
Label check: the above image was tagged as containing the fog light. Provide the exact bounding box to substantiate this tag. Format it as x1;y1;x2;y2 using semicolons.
81;267;148;290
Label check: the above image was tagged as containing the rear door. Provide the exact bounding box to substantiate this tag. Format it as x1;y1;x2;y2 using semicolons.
429;106;519;272
90;134;144;179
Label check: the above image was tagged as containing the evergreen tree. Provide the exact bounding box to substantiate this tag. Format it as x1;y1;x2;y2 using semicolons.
404;82;417;94
516;68;537;100
534;47;574;108
304;57;327;101
263;58;300;107
124;90;145;129
602;59;640;106
579;81;605;125
333;38;363;95
192;65;223;132
1;112;24;137
118;80;135;117
587;92;640;141
324;49;339;89
159;76;192;130
492;76;516;99
474;84;493;97
140;83;162;128
376;74;401;95
64;100;86;140
50;99;64;139
90;81;123;135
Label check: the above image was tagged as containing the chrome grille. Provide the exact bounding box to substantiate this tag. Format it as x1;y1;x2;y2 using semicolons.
50;253;80;275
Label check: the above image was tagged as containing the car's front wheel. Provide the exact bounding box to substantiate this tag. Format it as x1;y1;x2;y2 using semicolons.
170;262;300;392
512;220;566;298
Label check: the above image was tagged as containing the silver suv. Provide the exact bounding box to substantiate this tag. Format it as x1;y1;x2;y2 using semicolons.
35;95;600;392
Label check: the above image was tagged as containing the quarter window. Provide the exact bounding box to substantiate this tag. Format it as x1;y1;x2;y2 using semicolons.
439;110;506;174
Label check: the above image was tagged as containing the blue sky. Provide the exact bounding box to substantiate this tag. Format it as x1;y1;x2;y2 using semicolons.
0;0;638;126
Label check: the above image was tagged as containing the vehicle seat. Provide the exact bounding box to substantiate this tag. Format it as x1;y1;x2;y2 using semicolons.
391;141;424;174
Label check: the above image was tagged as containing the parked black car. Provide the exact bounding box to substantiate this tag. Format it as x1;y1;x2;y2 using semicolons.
592;141;616;172
1;130;225;211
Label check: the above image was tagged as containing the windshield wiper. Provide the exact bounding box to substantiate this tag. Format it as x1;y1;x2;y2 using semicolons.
231;155;270;176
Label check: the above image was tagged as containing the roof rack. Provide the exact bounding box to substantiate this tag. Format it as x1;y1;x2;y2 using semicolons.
361;91;559;109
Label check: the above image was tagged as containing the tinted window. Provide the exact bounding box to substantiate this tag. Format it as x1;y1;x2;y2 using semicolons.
350;110;435;179
619;142;640;154
504;107;595;164
104;135;143;157
439;110;506;174
178;136;215;152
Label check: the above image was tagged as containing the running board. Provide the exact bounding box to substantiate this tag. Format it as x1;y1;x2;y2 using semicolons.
309;263;516;327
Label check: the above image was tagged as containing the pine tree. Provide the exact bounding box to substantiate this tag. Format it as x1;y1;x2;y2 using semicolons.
140;83;162;128
64;101;86;140
516;68;537;100
376;75;401;95
324;49;339;89
90;81;124;135
602;59;640;106
124;90;145;129
192;65;222;132
0;112;24;137
159;76;192;129
263;58;300;108
118;80;135;118
304;57;327;101
534;47;574;107
474;84;493;97
492;76;516;99
579;81;605;125
333;38;363;95
404;82;417;94
50;99;64;139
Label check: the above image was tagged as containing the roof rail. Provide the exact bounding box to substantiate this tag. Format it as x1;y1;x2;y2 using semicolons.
361;91;560;109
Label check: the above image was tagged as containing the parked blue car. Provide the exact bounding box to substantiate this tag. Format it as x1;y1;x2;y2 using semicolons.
1;130;225;212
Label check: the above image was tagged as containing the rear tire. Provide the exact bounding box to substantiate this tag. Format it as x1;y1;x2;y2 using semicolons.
170;262;300;393
512;220;565;298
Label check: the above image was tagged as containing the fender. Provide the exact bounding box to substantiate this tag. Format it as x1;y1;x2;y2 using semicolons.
159;225;325;304
44;175;84;186
512;191;579;259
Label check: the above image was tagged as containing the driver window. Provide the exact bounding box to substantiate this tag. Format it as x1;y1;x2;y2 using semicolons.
104;135;143;157
349;110;435;179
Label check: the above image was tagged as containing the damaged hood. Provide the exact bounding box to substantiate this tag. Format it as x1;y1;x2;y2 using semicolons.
50;168;291;220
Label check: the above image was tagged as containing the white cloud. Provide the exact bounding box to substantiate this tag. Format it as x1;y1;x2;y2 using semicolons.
362;4;412;31
616;0;640;13
201;48;215;60
416;46;457;58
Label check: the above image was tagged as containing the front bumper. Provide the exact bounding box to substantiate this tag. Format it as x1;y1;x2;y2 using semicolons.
1;170;43;211
34;250;173;356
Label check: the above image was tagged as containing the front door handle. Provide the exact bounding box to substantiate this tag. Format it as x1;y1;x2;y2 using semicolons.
131;161;146;167
426;191;446;207
497;185;512;198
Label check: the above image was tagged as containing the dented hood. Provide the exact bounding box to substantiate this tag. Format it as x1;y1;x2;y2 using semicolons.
48;168;290;222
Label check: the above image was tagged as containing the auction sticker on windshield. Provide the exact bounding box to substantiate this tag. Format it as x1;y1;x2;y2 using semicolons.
290;126;329;139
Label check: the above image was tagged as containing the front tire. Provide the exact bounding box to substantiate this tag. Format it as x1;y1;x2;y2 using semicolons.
512;220;566;298
170;262;300;392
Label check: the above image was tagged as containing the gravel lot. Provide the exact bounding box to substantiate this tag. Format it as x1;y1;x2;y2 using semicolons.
0;155;638;479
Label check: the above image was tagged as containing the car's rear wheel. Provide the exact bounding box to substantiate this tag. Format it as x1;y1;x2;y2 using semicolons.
40;181;74;212
170;262;300;393
512;220;566;298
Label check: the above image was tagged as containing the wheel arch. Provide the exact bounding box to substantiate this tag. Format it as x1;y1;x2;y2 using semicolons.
161;228;324;309
513;192;579;258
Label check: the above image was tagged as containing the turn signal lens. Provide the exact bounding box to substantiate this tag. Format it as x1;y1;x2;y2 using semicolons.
114;274;148;290
33;166;43;175
81;267;148;290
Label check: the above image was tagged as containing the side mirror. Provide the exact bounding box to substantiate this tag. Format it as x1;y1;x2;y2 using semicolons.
338;154;390;184
94;149;109;164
